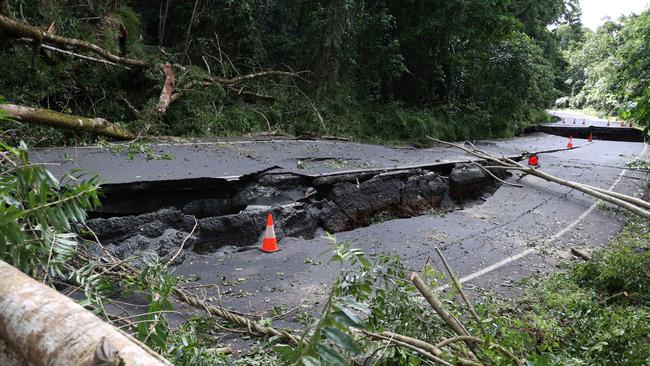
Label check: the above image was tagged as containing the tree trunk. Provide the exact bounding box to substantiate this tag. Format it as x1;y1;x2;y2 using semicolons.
0;260;170;366
156;62;175;113
0;14;148;67
1;103;135;140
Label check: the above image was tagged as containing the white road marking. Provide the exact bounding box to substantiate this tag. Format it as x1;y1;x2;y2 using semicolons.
452;143;648;286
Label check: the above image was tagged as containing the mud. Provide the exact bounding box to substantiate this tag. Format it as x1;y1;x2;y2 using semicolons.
85;163;503;265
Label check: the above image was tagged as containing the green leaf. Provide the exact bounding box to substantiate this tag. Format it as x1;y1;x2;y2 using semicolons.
300;356;322;366
322;326;360;354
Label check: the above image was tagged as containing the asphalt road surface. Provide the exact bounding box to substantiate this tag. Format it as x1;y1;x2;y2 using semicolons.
36;110;649;332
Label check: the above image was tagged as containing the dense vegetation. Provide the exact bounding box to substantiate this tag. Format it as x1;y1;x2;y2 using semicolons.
0;0;582;144
2;137;648;365
558;8;650;131
2;1;650;365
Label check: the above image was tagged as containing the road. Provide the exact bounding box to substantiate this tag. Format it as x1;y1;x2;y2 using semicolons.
36;110;649;332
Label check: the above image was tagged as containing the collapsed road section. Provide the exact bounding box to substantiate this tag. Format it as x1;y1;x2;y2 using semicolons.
85;162;506;265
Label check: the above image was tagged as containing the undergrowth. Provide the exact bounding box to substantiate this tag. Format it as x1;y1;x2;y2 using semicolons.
488;212;650;365
2;121;648;365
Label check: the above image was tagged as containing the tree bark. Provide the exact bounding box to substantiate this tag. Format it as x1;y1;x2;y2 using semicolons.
0;260;170;366
0;14;148;67
1;103;135;140
156;62;175;113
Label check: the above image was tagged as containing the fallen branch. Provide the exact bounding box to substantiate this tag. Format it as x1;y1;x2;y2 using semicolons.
580;183;650;210
76;241;304;347
16;38;132;69
570;248;591;261
434;336;523;366
430;138;650;220
470;162;523;188
214;70;308;85
171;287;303;345
434;247;486;335
0;103;135;140
0;260;170;365
360;330;456;366
156;62;176;113
410;272;473;345
0;14;148;67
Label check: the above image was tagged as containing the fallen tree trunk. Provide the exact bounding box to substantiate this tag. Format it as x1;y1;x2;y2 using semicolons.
0;14;148;67
156;62;176;113
431;138;650;220
0;260;170;366
1;103;135;140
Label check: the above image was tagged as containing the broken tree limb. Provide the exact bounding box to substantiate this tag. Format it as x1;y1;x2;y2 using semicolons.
470;162;523;188
430;138;650;220
0;260;170;366
156;62;176;113
434;247;486;335
214;70;308;85
171;287;303;345
580;183;650;210
511;158;650;220
570;248;591;261
410;272;471;339
0;14;148;67
0;103;135;140
434;336;523;366
359;330;457;366
20;38;131;69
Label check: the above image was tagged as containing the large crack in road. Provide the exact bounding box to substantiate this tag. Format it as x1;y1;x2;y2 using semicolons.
85;162;506;266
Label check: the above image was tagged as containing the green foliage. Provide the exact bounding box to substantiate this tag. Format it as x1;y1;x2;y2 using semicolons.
620;88;650;133
124;257;178;352
96;139;174;160
166;317;235;365
563;9;650;129
489;212;650;365
0;138;100;277
1;0;570;144
574;214;650;304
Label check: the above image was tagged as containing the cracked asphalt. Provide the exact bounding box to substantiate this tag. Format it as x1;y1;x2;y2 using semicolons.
36;111;649;334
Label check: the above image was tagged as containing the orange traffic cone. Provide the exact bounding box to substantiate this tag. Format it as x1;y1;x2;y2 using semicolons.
260;213;280;253
567;136;573;149
588;132;593;142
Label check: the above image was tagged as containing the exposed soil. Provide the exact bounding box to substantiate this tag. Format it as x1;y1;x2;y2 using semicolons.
85;162;505;265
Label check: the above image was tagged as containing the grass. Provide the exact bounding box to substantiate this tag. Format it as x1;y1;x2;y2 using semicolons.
487;211;650;365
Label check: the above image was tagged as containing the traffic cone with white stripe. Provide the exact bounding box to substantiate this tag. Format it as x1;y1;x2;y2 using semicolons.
567;136;573;149
260;213;280;253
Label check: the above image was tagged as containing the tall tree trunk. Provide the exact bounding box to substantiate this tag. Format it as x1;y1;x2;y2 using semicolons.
0;260;170;366
1;103;135;140
181;0;200;64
